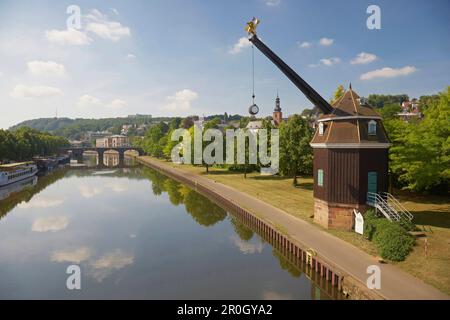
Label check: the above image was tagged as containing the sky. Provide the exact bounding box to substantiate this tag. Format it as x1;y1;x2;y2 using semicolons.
0;0;449;129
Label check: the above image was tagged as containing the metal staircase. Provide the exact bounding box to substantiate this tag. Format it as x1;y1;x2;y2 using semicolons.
367;192;413;222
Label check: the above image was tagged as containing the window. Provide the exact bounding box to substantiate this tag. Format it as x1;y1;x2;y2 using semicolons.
368;120;377;135
317;169;324;187
318;122;324;135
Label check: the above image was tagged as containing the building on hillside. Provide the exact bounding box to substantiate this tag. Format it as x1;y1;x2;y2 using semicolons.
246;120;263;133
121;124;133;135
194;116;205;129
401;98;419;112
69;140;85;148
310;86;391;230
86;131;111;142
273;93;283;126
95;135;130;148
398;98;422;121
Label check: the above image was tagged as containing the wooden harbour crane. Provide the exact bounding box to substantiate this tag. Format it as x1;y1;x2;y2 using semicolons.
245;17;333;115
244;18;407;230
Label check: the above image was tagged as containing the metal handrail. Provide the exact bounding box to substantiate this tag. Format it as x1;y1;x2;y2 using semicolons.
367;192;401;221
380;192;413;221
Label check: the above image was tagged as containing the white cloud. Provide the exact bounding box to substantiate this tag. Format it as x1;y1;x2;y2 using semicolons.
77;95;126;110
77;94;102;108
10;84;62;99
309;57;341;67
360;66;418;80
319;37;334;46
298;41;311;48
78;185;103;198
91;249;134;269
229;37;251;54
85;9;131;42
106;99;127;109
350;52;378;65
31;216;69;232
27;60;66;77
51;247;92;264
107;183;128;193
46;29;92;46
126;53;136;60
88;249;134;282
231;235;264;254
18;196;64;209
164;89;198;112
265;0;281;6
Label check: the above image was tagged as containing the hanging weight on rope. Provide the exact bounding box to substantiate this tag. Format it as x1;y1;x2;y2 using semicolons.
248;43;259;116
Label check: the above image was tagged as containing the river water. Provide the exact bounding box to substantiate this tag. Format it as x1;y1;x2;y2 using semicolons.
0;155;342;299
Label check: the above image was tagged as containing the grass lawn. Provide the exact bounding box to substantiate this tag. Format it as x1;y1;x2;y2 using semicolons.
142;157;450;295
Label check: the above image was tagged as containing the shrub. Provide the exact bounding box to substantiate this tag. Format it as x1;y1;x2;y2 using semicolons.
373;220;415;261
363;209;415;261
363;209;379;241
396;218;416;232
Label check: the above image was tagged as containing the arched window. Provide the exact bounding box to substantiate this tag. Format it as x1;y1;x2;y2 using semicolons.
368;120;377;135
318;122;324;135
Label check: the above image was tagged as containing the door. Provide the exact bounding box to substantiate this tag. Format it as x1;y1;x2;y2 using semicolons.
367;171;378;202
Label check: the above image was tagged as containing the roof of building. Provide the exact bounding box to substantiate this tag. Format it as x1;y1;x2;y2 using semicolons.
318;87;381;119
246;120;263;129
311;87;390;147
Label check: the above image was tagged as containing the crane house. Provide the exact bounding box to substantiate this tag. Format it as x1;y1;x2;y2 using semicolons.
246;18;392;230
310;87;391;230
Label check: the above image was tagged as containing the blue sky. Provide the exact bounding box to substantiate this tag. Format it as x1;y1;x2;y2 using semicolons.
0;0;449;128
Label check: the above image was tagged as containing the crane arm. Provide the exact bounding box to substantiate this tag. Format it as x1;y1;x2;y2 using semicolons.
249;34;333;114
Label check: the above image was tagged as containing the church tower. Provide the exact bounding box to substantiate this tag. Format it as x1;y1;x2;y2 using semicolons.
273;93;283;126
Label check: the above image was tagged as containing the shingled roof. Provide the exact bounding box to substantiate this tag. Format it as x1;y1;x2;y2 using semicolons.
311;87;390;147
319;86;381;119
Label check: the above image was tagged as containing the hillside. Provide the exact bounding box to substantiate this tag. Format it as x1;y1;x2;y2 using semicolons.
9;118;76;132
10;115;157;139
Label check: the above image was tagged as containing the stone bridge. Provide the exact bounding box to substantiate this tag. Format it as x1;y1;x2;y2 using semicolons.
62;147;145;166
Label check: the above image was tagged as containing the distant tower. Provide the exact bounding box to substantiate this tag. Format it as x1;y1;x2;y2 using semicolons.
273;92;282;126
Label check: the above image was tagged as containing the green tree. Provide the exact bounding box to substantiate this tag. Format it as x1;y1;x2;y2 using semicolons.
367;94;409;108
388;86;449;192
279;115;313;185
379;103;401;120
331;84;345;104
142;122;169;157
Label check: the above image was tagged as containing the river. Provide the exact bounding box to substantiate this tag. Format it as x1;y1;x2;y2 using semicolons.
0;154;342;299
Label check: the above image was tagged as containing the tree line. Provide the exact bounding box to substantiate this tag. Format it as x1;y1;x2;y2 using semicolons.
0;127;69;163
135;115;313;184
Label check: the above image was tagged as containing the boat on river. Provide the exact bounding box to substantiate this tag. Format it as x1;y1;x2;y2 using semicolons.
0;175;38;201
0;162;38;187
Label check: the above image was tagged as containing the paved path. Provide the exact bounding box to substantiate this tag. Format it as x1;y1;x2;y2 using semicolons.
139;156;449;300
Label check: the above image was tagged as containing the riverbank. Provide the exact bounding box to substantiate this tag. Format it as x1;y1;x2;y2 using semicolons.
137;156;449;300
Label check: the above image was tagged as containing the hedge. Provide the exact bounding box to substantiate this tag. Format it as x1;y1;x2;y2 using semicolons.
364;209;415;261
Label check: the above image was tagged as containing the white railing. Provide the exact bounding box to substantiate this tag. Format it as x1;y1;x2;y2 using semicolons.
381;192;413;221
367;192;399;221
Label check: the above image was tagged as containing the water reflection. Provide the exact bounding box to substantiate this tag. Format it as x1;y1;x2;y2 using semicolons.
82;152;139;168
0;176;37;201
0;165;343;299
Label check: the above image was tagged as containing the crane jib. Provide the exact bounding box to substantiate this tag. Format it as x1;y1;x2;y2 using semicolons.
249;35;333;114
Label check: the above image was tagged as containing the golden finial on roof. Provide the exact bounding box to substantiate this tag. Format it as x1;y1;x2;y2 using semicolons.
245;17;260;36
